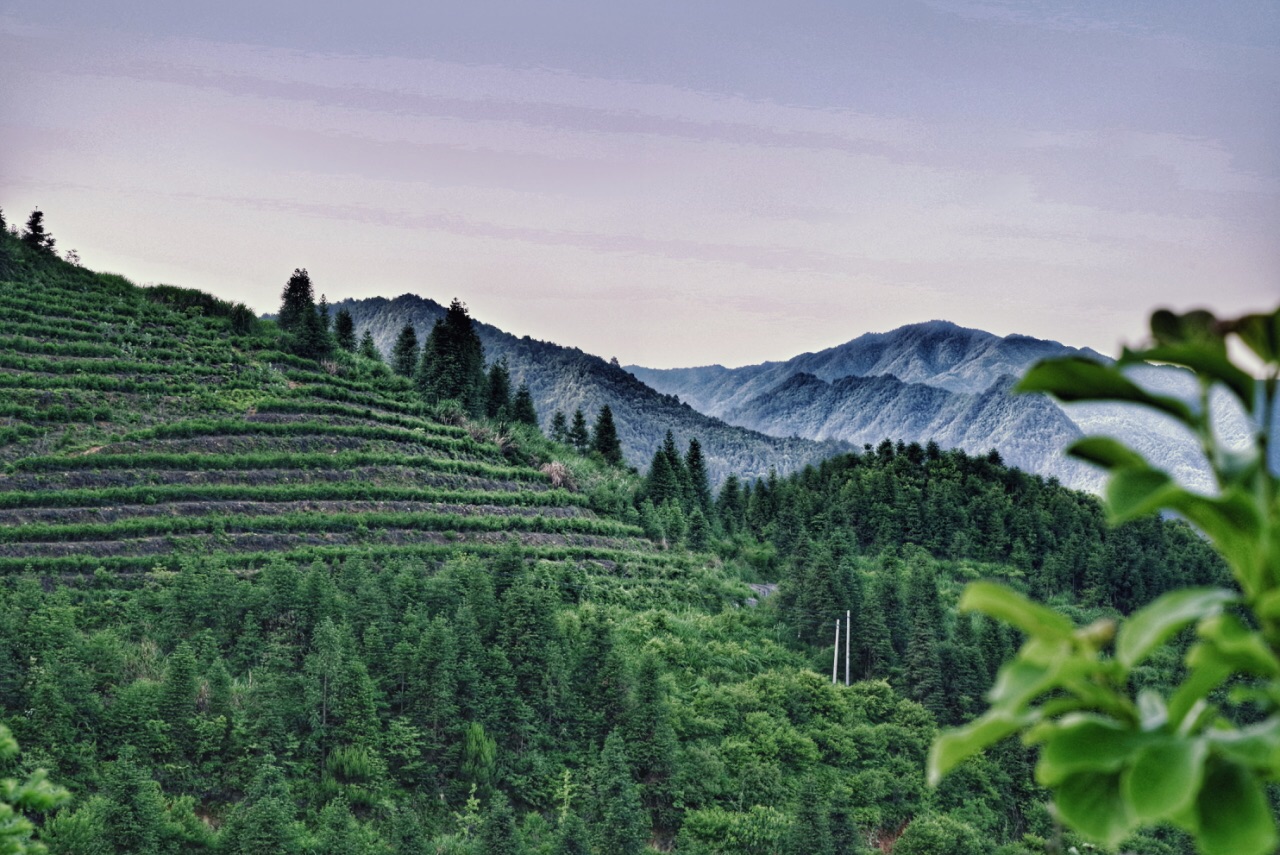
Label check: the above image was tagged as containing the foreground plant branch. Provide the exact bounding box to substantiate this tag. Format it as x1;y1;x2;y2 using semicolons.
930;305;1280;855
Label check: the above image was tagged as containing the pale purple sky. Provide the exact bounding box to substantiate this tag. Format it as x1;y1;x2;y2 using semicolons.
2;1;1277;367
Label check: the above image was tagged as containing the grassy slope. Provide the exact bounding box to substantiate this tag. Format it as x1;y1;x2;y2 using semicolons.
0;240;686;580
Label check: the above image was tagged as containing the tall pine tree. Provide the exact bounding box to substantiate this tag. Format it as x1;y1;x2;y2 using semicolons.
485;359;512;419
567;409;590;452
333;309;356;352
418;299;486;413
591;406;624;465
277;269;314;333
511;382;538;427
391;324;419;377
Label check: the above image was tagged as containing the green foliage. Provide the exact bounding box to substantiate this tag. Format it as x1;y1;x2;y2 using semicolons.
358;329;381;362
893;813;982;855
931;305;1280;855
334;308;356;352
589;732;646;855
391;324;419;378
0;723;70;855
419;300;487;414
486;359;512;419
21;210;55;255
591;405;624;466
549;411;568;444
1;215;1237;855
510;383;538;428
566;409;589;453
277;269;315;334
478;792;524;855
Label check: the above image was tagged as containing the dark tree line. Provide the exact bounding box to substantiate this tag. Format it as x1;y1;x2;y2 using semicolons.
277;283;548;437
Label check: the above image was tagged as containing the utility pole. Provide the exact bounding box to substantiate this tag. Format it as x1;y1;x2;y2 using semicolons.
832;618;840;684
845;609;851;686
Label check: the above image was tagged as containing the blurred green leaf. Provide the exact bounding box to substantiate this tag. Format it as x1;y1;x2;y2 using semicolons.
1017;357;1196;425
1133;343;1254;411
927;708;1035;786
1067;436;1148;471
1206;717;1280;774
1116;588;1237;670
1195;758;1278;855
960;582;1074;642
1149;309;1221;349
1105;467;1179;522
1231;308;1280;365
1036;716;1149;787
1054;770;1136;847
987;657;1062;712
1197;614;1280;677
1122;738;1206;822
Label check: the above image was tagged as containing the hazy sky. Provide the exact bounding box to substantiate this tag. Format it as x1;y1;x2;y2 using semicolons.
1;1;1277;367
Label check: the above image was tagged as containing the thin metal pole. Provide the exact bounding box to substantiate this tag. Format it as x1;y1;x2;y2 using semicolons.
845;609;851;686
832;618;840;684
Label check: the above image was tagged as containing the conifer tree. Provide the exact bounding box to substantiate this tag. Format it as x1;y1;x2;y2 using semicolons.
511;382;538;427
661;431;683;474
658;501;687;547
408;616;459;754
21;209;55;254
277;269;315;333
313;796;368;855
357;330;381;362
638;499;665;544
943;614;988;724
591;406;623;465
317;294;332;336
784;775;834;855
625;655;678;840
295;301;332;360
550;411;569;444
644;449;679;507
159;641;198;758
0;207;5;232
486;359;512;419
717;475;744;534
221;758;300;855
206;658;234;749
873;567;908;659
391;324;419;378
570;610;631;746
499;575;564;725
333;308;356;352
553;812;591;855
686;507;710;551
418;299;486;413
567;409;590;452
478;791;524;855
828;785;863;855
684;438;712;515
100;759;165;853
591;731;647;855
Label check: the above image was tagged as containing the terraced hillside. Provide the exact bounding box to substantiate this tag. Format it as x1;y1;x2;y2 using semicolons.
0;237;683;586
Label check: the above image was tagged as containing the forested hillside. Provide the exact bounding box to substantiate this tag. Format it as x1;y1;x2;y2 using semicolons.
0;216;1225;854
332;294;850;486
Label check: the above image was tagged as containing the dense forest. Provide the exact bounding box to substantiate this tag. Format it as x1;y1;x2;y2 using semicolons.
0;210;1231;854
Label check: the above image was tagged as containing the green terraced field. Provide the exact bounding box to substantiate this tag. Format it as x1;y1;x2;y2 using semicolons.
0;249;663;579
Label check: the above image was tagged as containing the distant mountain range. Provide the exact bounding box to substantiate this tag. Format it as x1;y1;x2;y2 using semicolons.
333;302;1242;493
332;295;850;485
629;320;1251;493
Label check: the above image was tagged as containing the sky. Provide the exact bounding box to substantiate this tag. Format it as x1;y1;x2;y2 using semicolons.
1;1;1277;368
